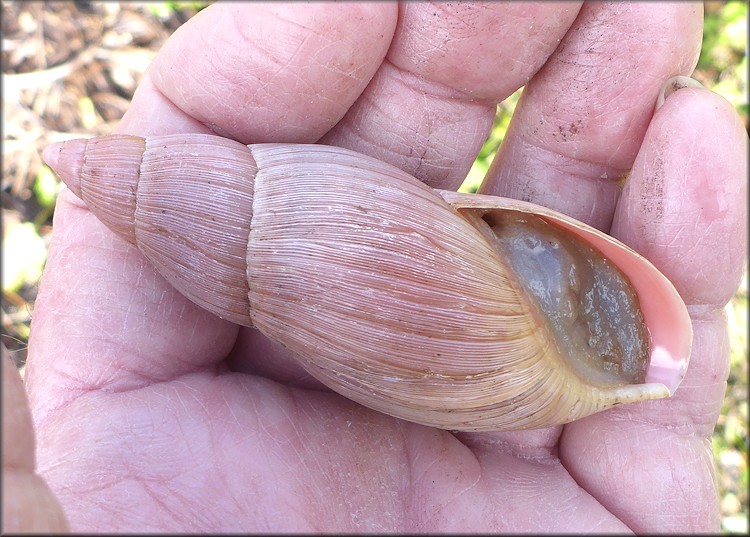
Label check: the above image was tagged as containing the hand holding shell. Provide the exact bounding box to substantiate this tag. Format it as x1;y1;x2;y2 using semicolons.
43;133;691;431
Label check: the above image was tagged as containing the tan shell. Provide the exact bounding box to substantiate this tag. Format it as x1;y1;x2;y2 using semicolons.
44;133;692;431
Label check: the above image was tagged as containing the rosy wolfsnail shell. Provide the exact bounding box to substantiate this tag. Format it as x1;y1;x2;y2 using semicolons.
43;133;692;432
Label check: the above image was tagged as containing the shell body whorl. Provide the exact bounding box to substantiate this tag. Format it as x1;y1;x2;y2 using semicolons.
47;133;693;431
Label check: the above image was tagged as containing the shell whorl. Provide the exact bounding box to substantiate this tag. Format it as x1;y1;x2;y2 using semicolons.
75;134;257;325
47;133;692;431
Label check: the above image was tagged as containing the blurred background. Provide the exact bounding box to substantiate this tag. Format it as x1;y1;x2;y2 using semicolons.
2;1;747;532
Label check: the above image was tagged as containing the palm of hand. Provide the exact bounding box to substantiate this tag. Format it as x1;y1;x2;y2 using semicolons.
19;2;746;533
35;341;620;532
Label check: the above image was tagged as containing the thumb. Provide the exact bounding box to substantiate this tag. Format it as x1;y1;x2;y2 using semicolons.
2;346;69;533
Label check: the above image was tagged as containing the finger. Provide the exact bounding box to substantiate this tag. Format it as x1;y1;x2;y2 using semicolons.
560;85;747;532
321;1;582;189
2;347;69;532
480;2;704;230
29;4;398;413
121;2;398;141
3;350;35;473
612;85;748;307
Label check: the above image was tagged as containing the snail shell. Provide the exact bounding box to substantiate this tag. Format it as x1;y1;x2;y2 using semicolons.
44;133;692;431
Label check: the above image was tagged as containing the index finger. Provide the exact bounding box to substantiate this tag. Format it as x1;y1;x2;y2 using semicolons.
560;85;747;533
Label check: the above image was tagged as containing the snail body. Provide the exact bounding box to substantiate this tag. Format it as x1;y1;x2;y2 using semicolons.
45;133;692;431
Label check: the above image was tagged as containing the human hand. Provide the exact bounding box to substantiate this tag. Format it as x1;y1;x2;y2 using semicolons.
16;2;747;532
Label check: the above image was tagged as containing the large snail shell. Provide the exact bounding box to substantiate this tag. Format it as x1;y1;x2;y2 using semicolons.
45;133;692;431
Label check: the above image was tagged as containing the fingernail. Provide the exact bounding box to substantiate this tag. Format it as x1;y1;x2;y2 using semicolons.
656;75;705;110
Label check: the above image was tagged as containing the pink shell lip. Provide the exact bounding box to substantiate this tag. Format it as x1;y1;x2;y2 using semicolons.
646;346;688;396
439;191;693;396
537;209;692;396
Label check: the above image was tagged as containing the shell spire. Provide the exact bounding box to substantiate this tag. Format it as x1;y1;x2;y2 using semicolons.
43;133;692;432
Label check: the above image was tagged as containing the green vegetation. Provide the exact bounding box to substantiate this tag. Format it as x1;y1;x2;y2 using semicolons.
459;87;522;193
146;1;209;21
699;1;748;121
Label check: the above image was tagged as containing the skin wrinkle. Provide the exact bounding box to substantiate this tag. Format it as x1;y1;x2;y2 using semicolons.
251;5;365;55
430;1;480;32
397;423;420;531
684;240;709;286
326;57;494;186
64;288;198;391
231;12;315;93
484;459;590;532
414;74;433;175
543;484;595;523
287;405;330;482
266;34;319;97
489;135;624;229
411;460;480;530
430;476;481;528
523;123;630;178
676;448;715;512
270;14;384;124
191;55;243;129
335;84;388;142
76;333;188;390
397;430;472;533
186;51;230;122
137;478;193;528
219;388;244;431
400;450;416;534
559;439;624;523
329;74;393;139
608;405;709;439
385;55;498;107
121;76;213;136
145;382;254;529
456;430;562;464
263;393;395;530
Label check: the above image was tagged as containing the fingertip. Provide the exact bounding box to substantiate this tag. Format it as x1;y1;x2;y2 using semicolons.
654;75;745;140
655;75;705;110
613;75;748;307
